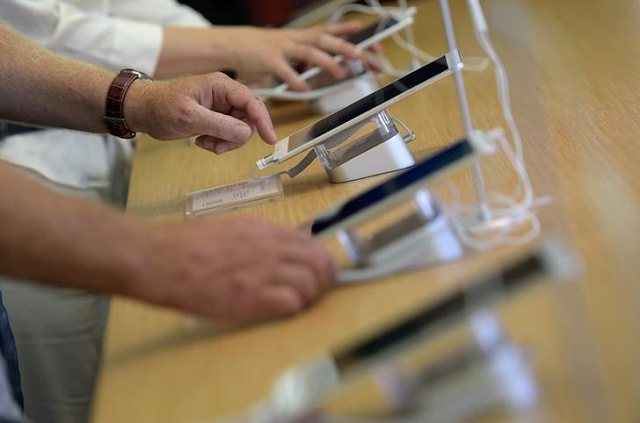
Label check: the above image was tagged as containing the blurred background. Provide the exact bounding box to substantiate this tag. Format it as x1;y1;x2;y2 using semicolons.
178;0;360;26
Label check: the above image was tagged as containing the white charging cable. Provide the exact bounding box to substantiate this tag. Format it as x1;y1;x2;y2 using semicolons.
446;0;551;250
256;1;491;101
329;1;490;77
252;77;356;101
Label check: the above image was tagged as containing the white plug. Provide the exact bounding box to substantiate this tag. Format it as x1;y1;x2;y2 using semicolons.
469;129;498;157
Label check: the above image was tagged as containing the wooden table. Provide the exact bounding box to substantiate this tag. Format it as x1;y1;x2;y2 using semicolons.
91;1;640;422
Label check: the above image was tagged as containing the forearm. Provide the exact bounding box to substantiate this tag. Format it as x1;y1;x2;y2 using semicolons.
155;26;238;78
0;162;147;295
0;25;113;133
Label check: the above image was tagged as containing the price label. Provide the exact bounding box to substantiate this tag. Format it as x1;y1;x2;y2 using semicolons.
186;176;283;217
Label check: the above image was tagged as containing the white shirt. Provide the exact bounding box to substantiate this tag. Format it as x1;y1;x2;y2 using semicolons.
0;0;211;192
0;0;211;76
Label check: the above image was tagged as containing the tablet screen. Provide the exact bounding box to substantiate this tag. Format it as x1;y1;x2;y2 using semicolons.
286;56;449;153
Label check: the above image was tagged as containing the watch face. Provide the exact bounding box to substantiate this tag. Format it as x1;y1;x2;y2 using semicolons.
121;69;152;80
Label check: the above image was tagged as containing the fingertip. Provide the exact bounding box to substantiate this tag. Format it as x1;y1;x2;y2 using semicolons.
321;245;338;283
195;135;216;152
246;98;277;145
369;43;384;54
277;288;306;316
258;125;278;145
213;141;236;155
349;47;364;60
323;257;338;289
311;243;337;290
339;21;363;32
333;66;349;80
290;79;311;92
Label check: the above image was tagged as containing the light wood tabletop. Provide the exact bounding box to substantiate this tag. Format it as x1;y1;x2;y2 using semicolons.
91;0;640;422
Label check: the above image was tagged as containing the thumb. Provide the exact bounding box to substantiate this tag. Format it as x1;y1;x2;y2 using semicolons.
189;105;253;144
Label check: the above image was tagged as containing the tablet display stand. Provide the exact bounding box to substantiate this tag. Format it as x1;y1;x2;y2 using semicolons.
369;311;539;423
336;189;463;275
313;110;416;183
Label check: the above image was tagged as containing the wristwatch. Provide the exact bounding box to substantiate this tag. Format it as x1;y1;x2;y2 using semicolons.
103;69;152;139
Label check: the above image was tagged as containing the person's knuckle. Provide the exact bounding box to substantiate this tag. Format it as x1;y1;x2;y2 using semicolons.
208;112;226;131
279;293;304;316
311;31;323;43
212;71;230;81
319;33;333;45
266;53;284;68
173;101;195;128
338;38;352;50
303;269;320;294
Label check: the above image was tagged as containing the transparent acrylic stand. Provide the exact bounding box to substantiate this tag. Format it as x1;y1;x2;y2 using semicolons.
313;110;416;183
335;189;463;277
367;311;539;423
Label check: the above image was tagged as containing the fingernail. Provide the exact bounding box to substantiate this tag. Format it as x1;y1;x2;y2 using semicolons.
214;144;231;154
195;139;215;151
235;124;251;141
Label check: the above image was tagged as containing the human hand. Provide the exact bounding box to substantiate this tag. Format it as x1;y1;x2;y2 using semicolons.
128;216;336;321
219;22;371;91
125;72;276;154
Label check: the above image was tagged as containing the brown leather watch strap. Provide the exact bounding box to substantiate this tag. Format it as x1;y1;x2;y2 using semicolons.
103;69;151;139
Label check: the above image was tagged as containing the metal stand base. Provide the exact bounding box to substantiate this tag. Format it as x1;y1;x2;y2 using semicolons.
336;190;463;283
372;312;539;423
326;132;414;183
367;210;463;270
315;110;416;184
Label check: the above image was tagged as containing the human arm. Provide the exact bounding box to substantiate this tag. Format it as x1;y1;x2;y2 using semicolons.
0;25;276;152
0;161;335;320
0;26;334;320
156;22;369;90
2;0;374;90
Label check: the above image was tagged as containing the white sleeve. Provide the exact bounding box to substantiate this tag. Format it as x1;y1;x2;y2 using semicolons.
0;0;164;76
110;0;211;28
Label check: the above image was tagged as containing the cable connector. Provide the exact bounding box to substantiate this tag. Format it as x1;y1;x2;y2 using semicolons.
256;155;276;170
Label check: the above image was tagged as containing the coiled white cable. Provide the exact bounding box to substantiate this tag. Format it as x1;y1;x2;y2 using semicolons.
446;0;551;250
329;1;490;76
252;78;353;101
447;129;550;250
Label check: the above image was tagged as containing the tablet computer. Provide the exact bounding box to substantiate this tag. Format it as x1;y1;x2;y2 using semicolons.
331;243;565;374
271;11;416;93
311;133;495;238
257;50;462;169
